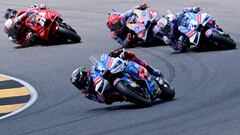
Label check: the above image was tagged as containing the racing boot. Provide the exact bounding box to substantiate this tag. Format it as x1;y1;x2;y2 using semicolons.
145;65;162;77
145;65;165;89
153;74;165;98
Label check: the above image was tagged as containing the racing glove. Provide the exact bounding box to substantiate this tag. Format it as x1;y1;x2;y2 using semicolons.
109;48;124;57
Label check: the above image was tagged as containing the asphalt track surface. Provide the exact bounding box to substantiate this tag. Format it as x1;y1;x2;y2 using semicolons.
0;0;239;135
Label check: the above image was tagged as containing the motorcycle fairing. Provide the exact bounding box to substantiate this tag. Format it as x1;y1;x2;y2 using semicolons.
126;9;153;41
98;54;125;73
24;9;61;40
89;67;104;94
91;53;158;96
124;61;158;95
178;12;211;45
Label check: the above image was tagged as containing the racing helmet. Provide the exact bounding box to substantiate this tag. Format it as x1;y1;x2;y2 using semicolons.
4;8;17;19
157;17;171;35
107;14;123;31
71;67;92;90
4;19;14;34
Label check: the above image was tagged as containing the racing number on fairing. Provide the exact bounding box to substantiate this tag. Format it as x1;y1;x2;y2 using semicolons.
38;16;46;26
30;14;46;27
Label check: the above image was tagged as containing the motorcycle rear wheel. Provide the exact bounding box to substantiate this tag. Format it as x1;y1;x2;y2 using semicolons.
158;79;175;101
211;31;236;49
115;81;152;105
57;23;81;43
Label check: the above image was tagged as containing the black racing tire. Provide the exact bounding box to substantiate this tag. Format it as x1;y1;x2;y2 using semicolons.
57;25;81;43
115;81;152;105
211;31;236;49
158;79;175;101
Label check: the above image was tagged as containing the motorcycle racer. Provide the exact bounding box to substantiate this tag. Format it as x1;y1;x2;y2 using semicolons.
71;49;163;105
155;7;202;52
107;3;148;48
4;4;47;46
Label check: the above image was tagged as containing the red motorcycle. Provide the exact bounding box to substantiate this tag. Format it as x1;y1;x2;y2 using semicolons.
4;8;81;45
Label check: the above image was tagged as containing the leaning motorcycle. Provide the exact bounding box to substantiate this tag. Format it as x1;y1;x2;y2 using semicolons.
110;8;163;47
168;10;236;51
126;9;160;43
89;53;175;105
4;8;81;45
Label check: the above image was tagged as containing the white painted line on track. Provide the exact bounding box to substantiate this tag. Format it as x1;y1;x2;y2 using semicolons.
0;74;38;120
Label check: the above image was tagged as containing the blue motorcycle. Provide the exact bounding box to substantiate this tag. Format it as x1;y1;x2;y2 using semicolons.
89;53;175;105
167;9;236;51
